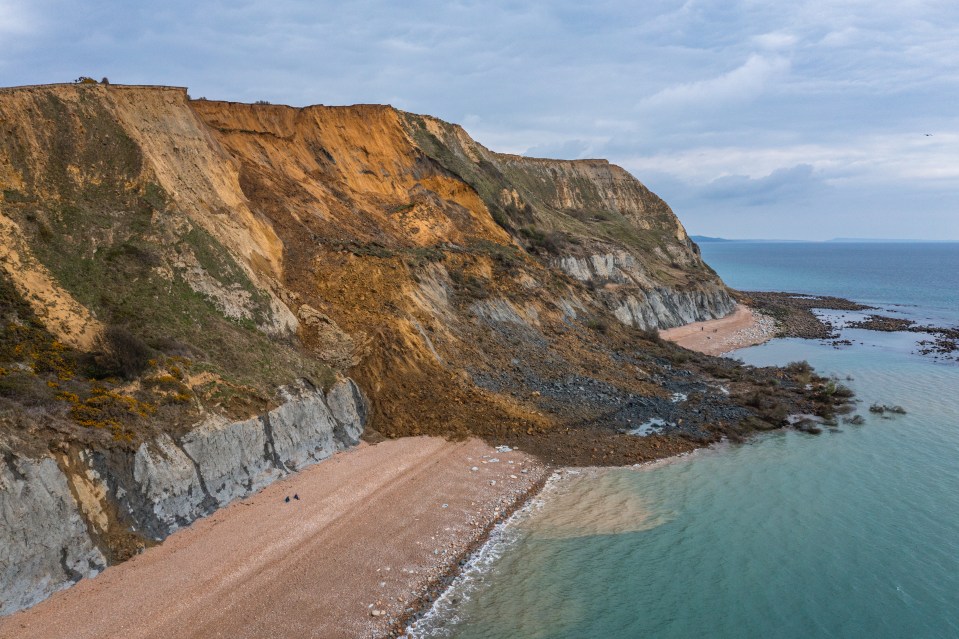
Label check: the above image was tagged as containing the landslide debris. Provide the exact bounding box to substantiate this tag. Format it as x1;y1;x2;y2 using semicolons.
0;83;853;468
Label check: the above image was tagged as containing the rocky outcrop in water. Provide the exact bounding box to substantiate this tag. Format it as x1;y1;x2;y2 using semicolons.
0;379;366;615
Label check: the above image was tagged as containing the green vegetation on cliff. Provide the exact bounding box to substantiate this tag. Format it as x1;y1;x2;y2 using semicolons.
0;84;852;465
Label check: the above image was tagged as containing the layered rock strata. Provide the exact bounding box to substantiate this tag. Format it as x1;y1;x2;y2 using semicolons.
556;252;734;329
0;379;366;615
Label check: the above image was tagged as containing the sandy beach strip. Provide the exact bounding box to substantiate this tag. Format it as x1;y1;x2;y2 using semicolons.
0;437;546;639
659;304;777;355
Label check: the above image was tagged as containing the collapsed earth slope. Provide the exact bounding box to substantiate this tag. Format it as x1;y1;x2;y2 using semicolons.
1;82;737;450
0;84;849;613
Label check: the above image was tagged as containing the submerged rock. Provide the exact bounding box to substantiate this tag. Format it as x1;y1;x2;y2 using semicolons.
869;404;906;415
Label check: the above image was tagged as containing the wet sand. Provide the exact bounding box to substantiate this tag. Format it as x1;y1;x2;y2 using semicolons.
659;304;776;355
0;437;546;639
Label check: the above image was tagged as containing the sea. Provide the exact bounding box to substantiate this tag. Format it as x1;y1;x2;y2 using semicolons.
408;242;959;639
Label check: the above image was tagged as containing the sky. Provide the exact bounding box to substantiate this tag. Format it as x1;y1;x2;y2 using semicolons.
2;0;958;240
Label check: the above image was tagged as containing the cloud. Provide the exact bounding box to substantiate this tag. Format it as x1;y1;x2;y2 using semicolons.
753;31;798;50
638;54;790;112
1;0;958;238
622;132;959;187
0;0;36;35
524;138;596;160
698;164;821;205
818;27;861;48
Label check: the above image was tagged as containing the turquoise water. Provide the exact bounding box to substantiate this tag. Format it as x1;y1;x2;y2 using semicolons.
410;242;959;639
699;241;959;325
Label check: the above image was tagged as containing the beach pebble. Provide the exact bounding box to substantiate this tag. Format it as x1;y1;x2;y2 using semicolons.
470;466;479;472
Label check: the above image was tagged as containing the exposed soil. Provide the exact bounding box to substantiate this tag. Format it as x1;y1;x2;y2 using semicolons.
0;85;857;470
0;86;871;604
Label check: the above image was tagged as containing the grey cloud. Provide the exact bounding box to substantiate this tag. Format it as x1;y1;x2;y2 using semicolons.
698;164;822;206
2;0;959;238
638;54;791;113
524;139;595;160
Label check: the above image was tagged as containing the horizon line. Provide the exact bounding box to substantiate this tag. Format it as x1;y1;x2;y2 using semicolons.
691;236;959;243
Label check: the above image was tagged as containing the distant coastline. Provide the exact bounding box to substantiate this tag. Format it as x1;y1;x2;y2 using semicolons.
691;235;959;243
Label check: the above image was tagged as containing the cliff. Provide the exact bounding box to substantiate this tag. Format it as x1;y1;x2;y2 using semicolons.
0;83;734;446
0;83;845;615
1;379;366;614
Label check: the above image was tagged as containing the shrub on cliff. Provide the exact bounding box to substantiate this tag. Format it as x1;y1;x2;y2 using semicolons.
89;326;153;380
450;270;489;300
785;360;813;385
586;317;609;333
639;328;665;345
519;226;565;255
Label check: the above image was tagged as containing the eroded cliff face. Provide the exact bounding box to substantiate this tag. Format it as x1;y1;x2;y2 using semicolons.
0;83;852;617
0;379;366;614
0;85;739;609
0;81;738;452
403;114;733;321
